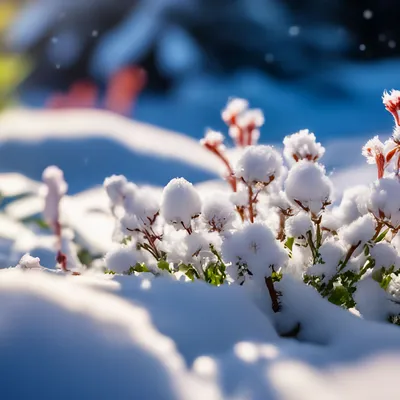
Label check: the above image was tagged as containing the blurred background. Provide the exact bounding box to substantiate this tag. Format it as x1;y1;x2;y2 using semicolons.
1;0;400;191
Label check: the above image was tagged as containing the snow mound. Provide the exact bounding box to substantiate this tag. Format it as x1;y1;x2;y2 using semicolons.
1;270;400;399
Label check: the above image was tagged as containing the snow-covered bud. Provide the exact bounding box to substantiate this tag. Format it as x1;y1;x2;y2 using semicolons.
125;188;159;226
104;175;128;207
308;239;346;279
161;178;202;230
221;98;249;125
338;214;376;247
369;177;400;228
361;136;385;179
383;89;400;126
202;196;236;232
370;242;398;269
200;129;225;149
122;182;139;212
105;245;142;274
237;109;264;130
285;161;332;214
283;129;325;163
42;165;67;230
222;222;288;281
16;253;43;269
392;126;400;144
235;145;283;185
285;212;313;238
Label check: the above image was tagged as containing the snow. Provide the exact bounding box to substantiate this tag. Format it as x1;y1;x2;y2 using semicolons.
285;161;332;214
103;174;128;207
16;253;43;269
369;177;400;227
0;108;222;183
221;98;249;125
235;145;282;185
285;212;313;239
4;101;400;398
201;196;236;232
161;178;202;230
370;242;398;269
2;269;400;399
105;244;144;273
338;214;376;247
283;129;325;164
42;165;67;229
361;135;384;164
200;130;225;149
221;222;288;281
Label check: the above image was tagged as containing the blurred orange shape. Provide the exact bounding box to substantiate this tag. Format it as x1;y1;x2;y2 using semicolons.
105;66;147;116
68;80;98;108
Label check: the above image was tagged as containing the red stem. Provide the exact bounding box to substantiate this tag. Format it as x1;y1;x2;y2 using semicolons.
55;221;68;272
248;185;254;223
204;143;237;191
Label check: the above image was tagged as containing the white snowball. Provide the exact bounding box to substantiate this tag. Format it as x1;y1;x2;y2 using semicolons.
103;175;128;206
285;212;313;238
361;136;384;164
369;177;400;227
200;129;225;147
202;196;236;232
236;109;264;129
332;185;370;225
370;242;398;269
235;145;283;184
161;178;202;229
121;182;139;212
104;246;141;274
222;222;288;281
283;129;325;163
126;188;160;226
16;253;43;269
285;161;332;214
221;98;249;124
42;165;67;227
338;214;376;247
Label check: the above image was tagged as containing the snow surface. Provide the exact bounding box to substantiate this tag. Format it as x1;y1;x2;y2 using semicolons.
1;269;400;399
2;105;400;398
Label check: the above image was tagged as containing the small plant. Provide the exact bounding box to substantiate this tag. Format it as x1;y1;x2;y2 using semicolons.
16;91;400;327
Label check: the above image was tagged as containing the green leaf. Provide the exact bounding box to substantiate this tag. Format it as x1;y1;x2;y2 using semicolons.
127;263;150;275
77;248;93;266
381;274;393;291
22;217;50;230
375;228;390;243
104;269;116;275
157;259;170;271
285;237;294;252
328;284;355;308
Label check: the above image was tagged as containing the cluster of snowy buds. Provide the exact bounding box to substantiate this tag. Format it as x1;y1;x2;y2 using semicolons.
42;166;69;272
221;98;264;147
24;89;400;326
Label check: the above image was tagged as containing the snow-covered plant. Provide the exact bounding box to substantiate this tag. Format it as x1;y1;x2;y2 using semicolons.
20;92;400;329
42;166;70;272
